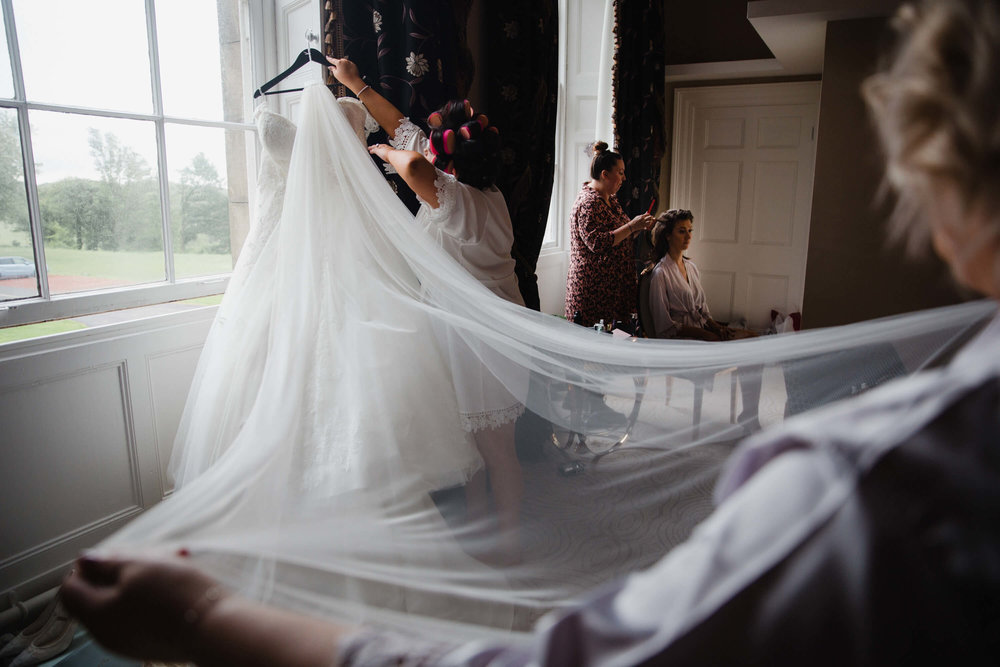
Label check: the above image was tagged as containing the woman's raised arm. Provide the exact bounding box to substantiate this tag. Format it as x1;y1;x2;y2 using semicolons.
327;57;404;139
367;144;440;207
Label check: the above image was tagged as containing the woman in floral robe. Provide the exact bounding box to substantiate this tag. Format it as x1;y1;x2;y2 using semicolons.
564;142;654;327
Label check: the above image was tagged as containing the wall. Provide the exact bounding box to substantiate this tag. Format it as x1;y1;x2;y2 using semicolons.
801;18;965;327
0;309;212;615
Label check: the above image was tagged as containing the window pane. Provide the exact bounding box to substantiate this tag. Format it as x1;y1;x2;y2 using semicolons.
31;111;164;294
14;0;152;113
156;0;227;120
543;188;559;248
166;124;246;278
0;5;14;99
0;109;34;302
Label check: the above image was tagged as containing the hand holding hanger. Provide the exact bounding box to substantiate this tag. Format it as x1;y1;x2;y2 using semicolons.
253;48;327;98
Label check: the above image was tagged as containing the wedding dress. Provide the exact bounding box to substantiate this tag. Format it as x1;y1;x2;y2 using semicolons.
123;88;510;631
169;96;483;497
104;83;995;643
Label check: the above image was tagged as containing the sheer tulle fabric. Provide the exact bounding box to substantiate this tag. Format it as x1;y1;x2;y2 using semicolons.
104;85;994;641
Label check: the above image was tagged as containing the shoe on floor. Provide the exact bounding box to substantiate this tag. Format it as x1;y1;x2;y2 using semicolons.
0;596;60;663
8;612;77;667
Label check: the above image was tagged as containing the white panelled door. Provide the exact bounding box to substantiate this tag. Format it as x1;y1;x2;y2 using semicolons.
271;0;322;121
670;82;820;329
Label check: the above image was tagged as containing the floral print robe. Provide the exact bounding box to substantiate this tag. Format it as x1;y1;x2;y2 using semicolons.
564;184;636;326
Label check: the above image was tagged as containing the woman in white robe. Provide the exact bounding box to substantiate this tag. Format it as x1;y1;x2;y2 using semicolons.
327;56;528;562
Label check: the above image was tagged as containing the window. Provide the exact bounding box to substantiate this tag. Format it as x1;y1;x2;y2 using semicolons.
542;0;610;254
0;0;256;328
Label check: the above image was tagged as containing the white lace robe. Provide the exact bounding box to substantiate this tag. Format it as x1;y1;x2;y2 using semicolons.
390;119;526;431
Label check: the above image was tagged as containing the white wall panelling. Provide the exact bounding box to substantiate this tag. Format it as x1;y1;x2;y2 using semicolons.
0;308;215;605
146;344;206;496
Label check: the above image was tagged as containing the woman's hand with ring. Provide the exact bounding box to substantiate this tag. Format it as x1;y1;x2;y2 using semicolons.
368;144;391;161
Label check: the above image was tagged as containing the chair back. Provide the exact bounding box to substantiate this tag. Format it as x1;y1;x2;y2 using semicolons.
636;263;657;338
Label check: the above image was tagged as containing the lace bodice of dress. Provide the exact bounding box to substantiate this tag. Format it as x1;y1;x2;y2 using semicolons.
235;106;297;275
337;96;378;146
255;104;297;171
241;97;372;275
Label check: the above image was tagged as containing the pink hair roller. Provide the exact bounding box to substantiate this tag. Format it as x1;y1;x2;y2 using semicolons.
459;121;482;140
427;111;444;128
442;129;457;154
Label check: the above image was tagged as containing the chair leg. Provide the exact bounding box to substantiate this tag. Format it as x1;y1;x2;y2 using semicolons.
730;371;738;423
692;381;703;440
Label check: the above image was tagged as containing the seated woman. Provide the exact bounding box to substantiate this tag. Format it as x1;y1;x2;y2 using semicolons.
648;209;761;428
648;209;755;341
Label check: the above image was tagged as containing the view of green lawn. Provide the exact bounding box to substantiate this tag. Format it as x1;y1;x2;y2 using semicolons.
1;228;231;344
0;244;233;282
0;294;225;345
0;319;88;344
181;295;224;306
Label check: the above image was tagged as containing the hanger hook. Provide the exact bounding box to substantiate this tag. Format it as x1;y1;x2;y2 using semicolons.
304;28;320;63
305;28;320;63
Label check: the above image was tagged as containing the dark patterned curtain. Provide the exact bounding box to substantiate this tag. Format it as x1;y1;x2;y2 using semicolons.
484;2;559;311
325;2;558;309
326;0;473;212
612;0;665;220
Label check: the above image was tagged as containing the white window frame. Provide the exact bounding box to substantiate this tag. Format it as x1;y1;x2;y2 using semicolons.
0;0;264;328
543;0;614;255
534;0;611;315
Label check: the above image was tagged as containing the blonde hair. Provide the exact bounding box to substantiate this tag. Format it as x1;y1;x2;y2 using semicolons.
862;0;1000;254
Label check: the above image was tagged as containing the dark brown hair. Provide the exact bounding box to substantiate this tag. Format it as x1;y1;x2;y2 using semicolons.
651;209;693;261
589;141;623;180
426;100;501;189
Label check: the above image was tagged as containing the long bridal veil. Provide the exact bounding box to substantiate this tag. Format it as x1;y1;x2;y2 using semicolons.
104;84;993;641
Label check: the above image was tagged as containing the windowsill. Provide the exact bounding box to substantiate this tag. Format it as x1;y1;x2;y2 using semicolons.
0;295;222;346
0;275;230;329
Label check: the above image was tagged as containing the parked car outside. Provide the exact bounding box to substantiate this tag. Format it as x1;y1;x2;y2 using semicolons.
0;256;37;279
